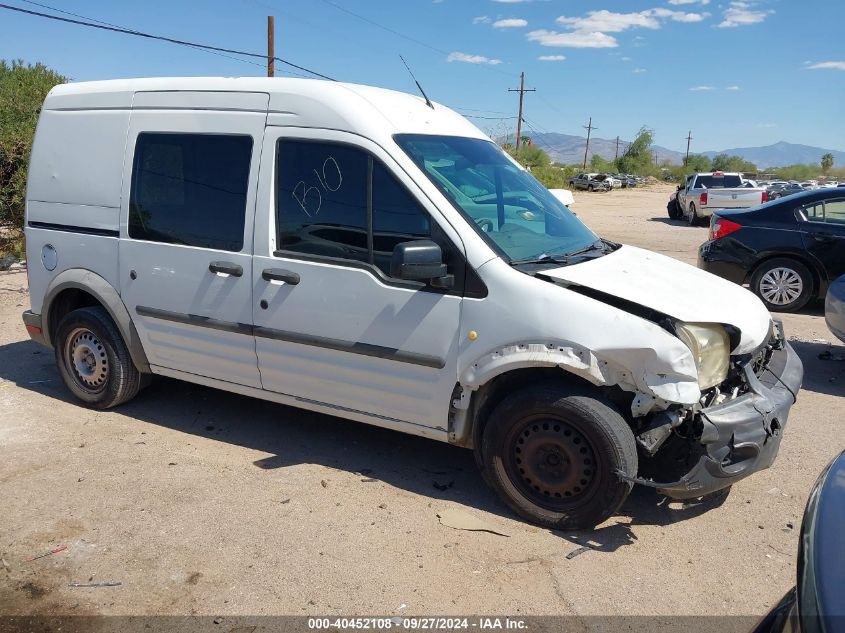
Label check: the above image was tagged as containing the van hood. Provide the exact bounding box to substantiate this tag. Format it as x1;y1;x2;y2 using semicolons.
541;245;771;354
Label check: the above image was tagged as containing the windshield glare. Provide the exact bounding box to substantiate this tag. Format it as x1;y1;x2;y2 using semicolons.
394;134;598;262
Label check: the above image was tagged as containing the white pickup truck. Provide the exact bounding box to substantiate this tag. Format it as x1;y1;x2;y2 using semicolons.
668;172;768;226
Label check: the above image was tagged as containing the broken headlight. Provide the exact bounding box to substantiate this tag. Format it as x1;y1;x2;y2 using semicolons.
674;322;730;390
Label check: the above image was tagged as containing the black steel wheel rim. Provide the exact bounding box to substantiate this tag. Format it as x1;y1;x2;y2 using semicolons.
504;415;601;510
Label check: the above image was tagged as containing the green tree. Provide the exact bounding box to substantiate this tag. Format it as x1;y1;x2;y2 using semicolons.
821;153;834;175
508;143;551;170
589;153;616;173
0;60;67;256
710;153;757;173
683;153;712;173
616;126;656;175
771;164;819;181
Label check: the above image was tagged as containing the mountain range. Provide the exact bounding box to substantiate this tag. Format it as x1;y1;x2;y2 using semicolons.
526;133;844;169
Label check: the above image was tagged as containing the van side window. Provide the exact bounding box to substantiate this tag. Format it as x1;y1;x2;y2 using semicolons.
277;141;369;264
372;162;431;274
129;133;252;252
276;140;432;276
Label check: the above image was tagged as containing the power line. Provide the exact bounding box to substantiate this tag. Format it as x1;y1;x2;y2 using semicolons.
316;0;514;78
463;114;518;121
17;0;266;69
0;2;335;80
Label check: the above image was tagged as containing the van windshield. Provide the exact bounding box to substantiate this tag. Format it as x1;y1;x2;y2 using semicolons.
395;134;600;263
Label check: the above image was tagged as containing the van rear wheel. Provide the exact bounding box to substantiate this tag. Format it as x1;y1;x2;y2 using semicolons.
479;383;637;530
55;306;142;409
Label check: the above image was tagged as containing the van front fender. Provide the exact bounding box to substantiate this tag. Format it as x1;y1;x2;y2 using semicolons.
42;269;150;373
458;340;700;411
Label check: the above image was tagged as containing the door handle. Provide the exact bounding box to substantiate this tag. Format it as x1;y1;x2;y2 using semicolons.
262;268;301;285
812;232;836;243
209;261;244;277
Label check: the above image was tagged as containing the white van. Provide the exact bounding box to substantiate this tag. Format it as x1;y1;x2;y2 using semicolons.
23;78;803;529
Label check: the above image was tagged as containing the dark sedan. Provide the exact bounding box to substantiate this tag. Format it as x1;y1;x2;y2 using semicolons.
750;450;845;633
768;182;807;199
699;188;845;312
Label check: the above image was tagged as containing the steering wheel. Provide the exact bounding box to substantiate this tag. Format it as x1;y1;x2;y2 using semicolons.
474;218;495;233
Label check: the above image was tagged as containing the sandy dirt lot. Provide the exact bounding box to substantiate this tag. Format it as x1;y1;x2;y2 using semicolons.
1;183;843;620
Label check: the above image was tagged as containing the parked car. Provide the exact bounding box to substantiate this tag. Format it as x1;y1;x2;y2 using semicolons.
668;172;768;226
825;274;845;343
750;450;845;633
768;183;807;200
568;172;611;192
603;174;623;189
614;174;637;188
22;77;802;531
699;188;845;311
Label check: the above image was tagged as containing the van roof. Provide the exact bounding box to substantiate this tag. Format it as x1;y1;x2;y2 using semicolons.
44;77;486;142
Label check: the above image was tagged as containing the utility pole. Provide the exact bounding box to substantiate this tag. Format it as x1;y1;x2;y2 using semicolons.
508;72;535;150
684;130;693;165
267;16;275;77
582;117;597;169
614;136;620;161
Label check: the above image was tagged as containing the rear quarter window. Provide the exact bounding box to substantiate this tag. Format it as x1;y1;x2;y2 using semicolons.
129;133;253;252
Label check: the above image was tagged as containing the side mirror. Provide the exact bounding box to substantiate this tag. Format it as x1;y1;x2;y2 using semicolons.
391;240;453;288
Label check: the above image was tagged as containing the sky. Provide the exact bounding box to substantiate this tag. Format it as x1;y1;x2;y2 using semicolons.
2;0;844;153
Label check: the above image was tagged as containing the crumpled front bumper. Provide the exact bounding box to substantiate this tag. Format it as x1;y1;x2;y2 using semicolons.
657;339;803;500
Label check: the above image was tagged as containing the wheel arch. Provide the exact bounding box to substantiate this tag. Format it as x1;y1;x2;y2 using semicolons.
43;269;150;373
462;367;603;452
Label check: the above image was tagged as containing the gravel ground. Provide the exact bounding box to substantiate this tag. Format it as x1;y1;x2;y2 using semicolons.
1;183;843;619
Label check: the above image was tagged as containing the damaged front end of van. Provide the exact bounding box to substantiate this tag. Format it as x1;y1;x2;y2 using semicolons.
451;246;803;503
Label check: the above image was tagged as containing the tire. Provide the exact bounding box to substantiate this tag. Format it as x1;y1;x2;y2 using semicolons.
587;184;594;192
750;258;814;312
688;203;699;226
54;306;143;409
479;382;637;530
667;198;682;220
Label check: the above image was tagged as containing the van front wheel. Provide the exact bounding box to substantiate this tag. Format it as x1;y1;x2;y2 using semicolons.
480;383;637;530
55;306;142;409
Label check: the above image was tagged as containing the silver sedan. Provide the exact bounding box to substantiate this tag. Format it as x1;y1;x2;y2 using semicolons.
825;274;845;343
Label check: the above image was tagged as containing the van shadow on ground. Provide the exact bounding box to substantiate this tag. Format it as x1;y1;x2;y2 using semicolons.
788;339;845;397
0;337;812;553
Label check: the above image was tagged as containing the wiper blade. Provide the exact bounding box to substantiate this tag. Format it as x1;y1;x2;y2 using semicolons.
509;253;570;266
561;240;607;258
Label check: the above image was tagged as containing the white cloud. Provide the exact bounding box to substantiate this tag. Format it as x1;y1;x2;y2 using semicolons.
725;85;741;90
621;56;632;61
472;15;491;24
718;1;773;28
632;68;647;73
447;51;503;65
538;55;566;61
527;29;618;48
493;18;528;28
668;0;710;5
528;7;708;50
808;61;845;70
689;85;714;91
553;8;707;32
491;0;535;3
756;123;777;128
647;8;710;22
556;10;660;33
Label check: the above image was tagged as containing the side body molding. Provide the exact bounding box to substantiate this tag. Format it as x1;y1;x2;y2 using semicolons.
41;269;151;373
